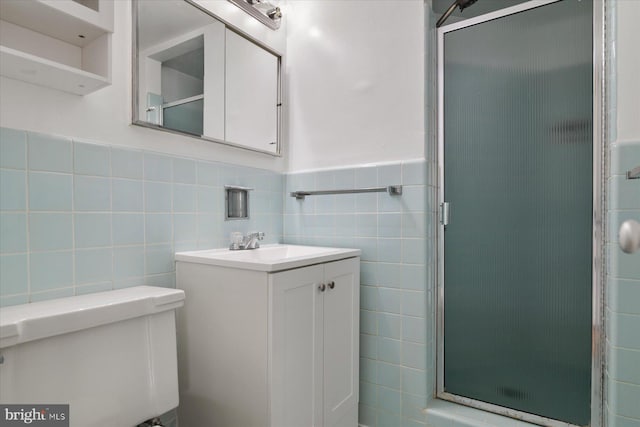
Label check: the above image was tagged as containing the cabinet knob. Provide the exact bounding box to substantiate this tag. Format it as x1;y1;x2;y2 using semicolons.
328;281;335;289
318;283;326;292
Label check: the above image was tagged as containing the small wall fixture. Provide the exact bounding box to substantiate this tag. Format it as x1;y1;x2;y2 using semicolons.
225;186;253;220
619;219;640;254
227;0;282;30
267;7;282;20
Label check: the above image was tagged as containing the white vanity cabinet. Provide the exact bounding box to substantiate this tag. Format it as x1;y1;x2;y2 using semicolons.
175;246;360;427
270;258;359;427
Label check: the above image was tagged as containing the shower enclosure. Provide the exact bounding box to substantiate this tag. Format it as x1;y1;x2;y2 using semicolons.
437;0;602;425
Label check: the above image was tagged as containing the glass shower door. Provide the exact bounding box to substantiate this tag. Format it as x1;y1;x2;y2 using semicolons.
439;0;593;425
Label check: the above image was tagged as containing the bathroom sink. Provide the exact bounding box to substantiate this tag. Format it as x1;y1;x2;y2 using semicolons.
175;244;361;272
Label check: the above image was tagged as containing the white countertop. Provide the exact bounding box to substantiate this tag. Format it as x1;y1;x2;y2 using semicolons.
175;244;361;272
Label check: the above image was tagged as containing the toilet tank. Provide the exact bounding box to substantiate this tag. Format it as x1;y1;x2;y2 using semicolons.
0;286;185;427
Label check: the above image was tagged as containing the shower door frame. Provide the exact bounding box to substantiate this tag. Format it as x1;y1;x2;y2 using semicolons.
435;1;605;426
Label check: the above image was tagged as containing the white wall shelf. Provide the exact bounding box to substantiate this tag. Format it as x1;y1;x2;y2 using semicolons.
0;46;110;96
0;0;113;95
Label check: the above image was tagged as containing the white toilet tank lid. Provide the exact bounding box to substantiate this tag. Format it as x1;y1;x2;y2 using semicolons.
0;286;185;349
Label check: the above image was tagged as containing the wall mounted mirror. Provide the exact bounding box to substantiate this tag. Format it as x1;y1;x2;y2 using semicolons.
132;0;282;155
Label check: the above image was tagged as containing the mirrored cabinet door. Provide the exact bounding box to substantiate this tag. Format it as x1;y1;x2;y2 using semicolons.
202;23;225;141
225;29;279;152
133;0;282;155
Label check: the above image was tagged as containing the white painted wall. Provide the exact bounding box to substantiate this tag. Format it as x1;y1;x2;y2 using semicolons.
616;0;640;142
0;0;287;171
285;0;425;172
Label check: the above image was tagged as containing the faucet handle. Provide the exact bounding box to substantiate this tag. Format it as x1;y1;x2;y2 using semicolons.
229;232;244;250
242;231;265;250
248;231;264;240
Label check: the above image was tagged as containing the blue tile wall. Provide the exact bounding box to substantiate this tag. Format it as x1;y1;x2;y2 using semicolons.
283;160;436;427
0;213;27;253
0;127;283;305
27;132;72;173
29;172;72;211
111;148;143;179
607;141;640;427
605;0;640;424
74;142;110;177
0;128;26;169
29;213;73;251
8;126;632;427
1;170;26;210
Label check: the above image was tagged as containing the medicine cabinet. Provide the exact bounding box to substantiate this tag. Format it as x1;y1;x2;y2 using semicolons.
132;0;282;156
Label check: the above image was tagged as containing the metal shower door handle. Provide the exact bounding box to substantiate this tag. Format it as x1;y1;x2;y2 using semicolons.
619;219;640;254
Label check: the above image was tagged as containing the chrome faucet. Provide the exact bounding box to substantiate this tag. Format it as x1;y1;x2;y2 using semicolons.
230;231;265;250
244;231;264;249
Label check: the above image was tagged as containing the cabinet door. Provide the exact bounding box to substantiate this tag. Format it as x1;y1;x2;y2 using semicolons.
270;264;324;427
323;258;360;427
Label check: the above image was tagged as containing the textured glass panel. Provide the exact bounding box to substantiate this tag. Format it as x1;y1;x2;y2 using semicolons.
443;0;592;425
163;99;204;136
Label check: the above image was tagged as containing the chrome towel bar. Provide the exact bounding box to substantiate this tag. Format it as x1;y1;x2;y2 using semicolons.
627;165;640;180
290;185;402;200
